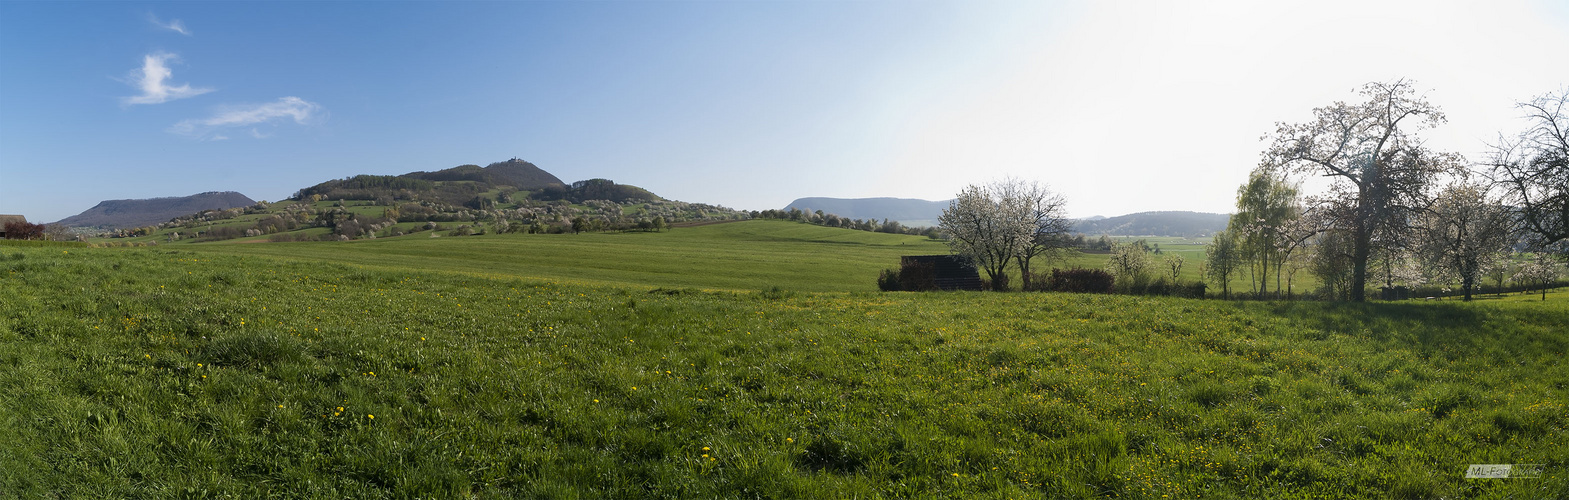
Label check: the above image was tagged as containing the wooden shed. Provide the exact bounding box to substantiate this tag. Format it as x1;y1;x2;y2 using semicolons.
900;255;984;291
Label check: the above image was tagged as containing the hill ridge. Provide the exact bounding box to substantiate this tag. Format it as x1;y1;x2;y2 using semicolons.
54;191;256;229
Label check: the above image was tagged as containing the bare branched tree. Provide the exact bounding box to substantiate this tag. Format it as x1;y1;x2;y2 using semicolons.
1485;88;1569;253
1008;182;1073;291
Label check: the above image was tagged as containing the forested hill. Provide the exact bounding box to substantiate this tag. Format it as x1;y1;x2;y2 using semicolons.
1072;211;1230;237
400;159;564;189
53;191;256;229
292;159;662;206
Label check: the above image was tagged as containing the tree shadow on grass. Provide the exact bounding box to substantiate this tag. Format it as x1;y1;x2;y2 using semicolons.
1260;300;1504;353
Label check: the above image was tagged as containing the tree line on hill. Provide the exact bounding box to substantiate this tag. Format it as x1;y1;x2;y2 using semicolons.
750;207;942;237
76;157;749;243
102;194;741;243
902;81;1568;301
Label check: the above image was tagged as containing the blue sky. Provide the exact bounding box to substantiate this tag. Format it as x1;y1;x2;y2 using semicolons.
2;1;1566;223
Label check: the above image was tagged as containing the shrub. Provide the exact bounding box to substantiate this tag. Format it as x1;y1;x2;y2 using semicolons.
1144;278;1171;296
1180;281;1207;298
879;260;941;292
1022;271;1053;292
3;220;46;240
898;261;937;291
876;268;902;292
1047;268;1114;294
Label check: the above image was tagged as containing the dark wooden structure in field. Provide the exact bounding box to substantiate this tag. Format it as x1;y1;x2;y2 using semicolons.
901;255;984;291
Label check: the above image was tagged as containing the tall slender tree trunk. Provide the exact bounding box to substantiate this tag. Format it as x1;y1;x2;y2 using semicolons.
1016;255;1032;291
1259;252;1269;298
1351;222;1372;303
1349;184;1374;302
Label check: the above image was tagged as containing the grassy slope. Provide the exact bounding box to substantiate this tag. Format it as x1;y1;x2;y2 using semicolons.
1;242;1566;498
182;220;951;292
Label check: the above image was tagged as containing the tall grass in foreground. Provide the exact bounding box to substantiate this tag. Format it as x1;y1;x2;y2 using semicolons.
1;247;1564;498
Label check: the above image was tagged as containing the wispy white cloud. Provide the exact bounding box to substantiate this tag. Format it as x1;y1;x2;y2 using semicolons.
122;52;212;105
169;96;325;139
148;14;191;36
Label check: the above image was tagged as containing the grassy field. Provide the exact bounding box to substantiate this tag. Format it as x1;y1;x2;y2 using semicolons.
179;220;950;292
174;221;1230;293
102;214;1276;294
2;229;1566;498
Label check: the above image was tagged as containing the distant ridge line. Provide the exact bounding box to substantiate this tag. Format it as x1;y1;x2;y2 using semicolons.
784;197;1229;237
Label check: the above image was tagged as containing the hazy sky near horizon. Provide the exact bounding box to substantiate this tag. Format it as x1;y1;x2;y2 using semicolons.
2;1;1567;223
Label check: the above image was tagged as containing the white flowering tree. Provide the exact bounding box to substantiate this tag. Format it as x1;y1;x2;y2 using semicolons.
1418;182;1516;301
939;179;1067;291
1105;241;1153;292
1512;255;1562;300
1262;80;1461;301
940;183;1028;290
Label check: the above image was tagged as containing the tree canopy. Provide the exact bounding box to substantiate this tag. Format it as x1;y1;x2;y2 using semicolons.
1418;182;1515;301
938;179;1070;291
1261;80;1462;301
1228;168;1299;297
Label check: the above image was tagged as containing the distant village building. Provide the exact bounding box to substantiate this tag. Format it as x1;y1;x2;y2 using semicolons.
900;255;984;291
0;214;27;239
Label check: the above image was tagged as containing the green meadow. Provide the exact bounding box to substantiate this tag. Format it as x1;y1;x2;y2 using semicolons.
2;223;1565;498
172;221;1211;292
180;220;952;292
